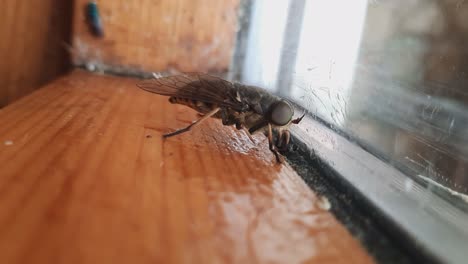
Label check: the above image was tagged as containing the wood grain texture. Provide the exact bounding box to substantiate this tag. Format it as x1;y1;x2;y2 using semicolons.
0;70;374;264
0;0;72;107
72;0;240;74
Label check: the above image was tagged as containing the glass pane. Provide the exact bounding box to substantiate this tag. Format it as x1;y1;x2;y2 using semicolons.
238;0;468;208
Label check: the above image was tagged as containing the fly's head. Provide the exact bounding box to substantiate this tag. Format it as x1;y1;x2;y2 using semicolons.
266;100;305;156
267;100;304;128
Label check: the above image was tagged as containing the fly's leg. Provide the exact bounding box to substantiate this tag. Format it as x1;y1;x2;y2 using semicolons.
234;121;255;144
277;130;291;152
268;124;284;163
276;130;284;149
241;126;255;144
221;110;255;144
163;107;220;138
282;130;291;151
221;108;235;126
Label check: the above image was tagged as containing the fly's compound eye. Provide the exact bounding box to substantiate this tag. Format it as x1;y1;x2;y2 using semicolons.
270;101;294;126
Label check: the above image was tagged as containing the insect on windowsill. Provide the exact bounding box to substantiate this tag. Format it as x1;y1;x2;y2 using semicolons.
137;73;305;163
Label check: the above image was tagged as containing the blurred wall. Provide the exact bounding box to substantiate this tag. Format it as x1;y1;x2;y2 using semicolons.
0;0;72;107
72;0;240;74
0;0;240;108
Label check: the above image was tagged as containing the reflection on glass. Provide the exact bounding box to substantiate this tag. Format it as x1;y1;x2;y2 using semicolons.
242;0;290;89
347;0;468;202
292;0;367;126
239;0;468;207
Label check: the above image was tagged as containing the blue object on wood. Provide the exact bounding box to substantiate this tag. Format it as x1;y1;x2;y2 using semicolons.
85;1;104;37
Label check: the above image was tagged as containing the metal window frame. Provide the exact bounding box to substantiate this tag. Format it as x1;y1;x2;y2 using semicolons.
289;111;468;264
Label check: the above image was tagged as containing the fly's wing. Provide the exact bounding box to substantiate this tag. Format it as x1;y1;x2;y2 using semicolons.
137;73;246;111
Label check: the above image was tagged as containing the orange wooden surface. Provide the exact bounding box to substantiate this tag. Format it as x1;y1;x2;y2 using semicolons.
0;0;71;107
0;70;374;264
72;0;240;73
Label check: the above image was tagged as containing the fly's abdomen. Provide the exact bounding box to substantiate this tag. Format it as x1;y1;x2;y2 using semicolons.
169;97;214;114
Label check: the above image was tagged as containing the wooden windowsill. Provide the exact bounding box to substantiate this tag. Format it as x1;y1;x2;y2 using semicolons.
0;70;373;263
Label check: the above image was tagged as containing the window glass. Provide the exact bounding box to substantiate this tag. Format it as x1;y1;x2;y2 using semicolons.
239;0;468;208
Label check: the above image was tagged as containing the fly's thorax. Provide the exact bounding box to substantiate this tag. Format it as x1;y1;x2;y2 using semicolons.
233;84;295;133
235;84;282;115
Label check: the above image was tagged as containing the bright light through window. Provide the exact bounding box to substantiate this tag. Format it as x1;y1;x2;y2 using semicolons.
292;0;368;126
241;0;368;126
242;0;291;89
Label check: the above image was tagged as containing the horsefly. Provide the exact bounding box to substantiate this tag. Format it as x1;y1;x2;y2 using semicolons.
137;73;305;163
